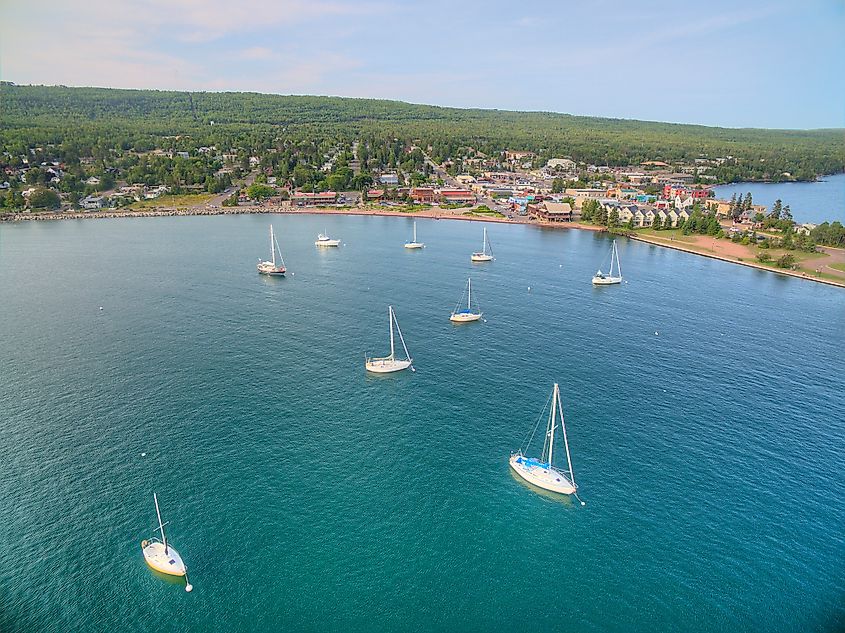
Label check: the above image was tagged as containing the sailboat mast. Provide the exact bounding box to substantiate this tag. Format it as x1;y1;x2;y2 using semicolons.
615;241;622;277
270;226;276;266
154;493;168;553
482;228;488;254
388;306;395;359
610;241;616;277
467;278;471;309
413;221;417;243
558;385;576;486
548;384;557;467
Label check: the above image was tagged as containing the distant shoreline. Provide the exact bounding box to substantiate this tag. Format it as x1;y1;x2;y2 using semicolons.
2;205;842;288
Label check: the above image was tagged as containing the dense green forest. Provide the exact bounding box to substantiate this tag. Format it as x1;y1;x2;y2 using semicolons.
2;84;844;182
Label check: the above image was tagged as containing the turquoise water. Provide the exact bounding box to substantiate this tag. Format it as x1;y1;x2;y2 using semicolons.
1;215;843;632
713;173;845;224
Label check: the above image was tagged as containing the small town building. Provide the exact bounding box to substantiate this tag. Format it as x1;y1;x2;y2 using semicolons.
530;201;575;222
440;189;476;205
80;195;105;210
292;191;338;206
379;173;399;186
410;188;437;204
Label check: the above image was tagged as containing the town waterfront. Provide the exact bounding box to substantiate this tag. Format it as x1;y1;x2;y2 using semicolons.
714;173;845;224
1;215;843;632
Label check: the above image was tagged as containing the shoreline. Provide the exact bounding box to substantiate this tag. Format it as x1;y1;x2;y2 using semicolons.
628;234;845;289
2;205;842;288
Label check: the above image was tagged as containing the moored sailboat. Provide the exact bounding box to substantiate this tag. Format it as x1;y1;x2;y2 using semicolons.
257;224;286;275
450;277;483;323
404;221;424;249
592;239;623;285
365;305;414;373
471;227;494;262
141;493;193;591
509;383;580;498
315;230;341;247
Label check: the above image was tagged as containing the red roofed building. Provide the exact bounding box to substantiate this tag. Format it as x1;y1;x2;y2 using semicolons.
366;189;385;201
410;188;437;203
440;189;476;204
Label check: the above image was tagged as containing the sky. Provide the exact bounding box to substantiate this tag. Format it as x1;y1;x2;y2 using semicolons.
2;0;844;129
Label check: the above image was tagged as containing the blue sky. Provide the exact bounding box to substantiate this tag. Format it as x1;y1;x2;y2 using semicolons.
2;0;843;129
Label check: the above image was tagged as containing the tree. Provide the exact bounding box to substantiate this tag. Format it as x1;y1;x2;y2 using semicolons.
98;173;115;191
581;198;599;222
769;199;783;220
551;178;565;193
776;253;796;269
28;187;61;210
756;252;771;263
731;193;743;222
594;204;608;226
608;209;619;228
782;204;793;222
652;214;662;230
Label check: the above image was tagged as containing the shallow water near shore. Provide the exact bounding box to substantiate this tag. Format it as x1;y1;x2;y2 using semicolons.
0;214;843;632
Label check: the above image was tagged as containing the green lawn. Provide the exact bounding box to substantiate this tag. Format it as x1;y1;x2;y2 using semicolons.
128;193;213;209
829;263;845;272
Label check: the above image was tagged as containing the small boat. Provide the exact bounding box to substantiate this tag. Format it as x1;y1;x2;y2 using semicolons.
509;383;579;496
365;305;413;373
450;277;483;323
404;221;424;249
315;231;341;247
257;224;286;276
141;493;193;591
471;227;494;262
592;239;623;285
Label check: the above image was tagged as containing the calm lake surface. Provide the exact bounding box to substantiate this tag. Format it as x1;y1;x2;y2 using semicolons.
1;215;843;632
713;173;845;224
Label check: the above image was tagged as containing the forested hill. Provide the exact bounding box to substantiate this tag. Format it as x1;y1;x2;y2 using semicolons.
2;83;843;180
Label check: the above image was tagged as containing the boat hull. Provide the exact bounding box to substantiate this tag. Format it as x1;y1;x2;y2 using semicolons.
315;240;341;247
404;242;424;249
592;276;622;285
471;253;493;262
365;358;412;373
450;312;482;323
141;540;187;576
509;454;576;495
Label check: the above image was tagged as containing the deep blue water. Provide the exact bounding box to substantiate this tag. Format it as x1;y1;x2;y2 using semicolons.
713;173;845;224
1;214;843;632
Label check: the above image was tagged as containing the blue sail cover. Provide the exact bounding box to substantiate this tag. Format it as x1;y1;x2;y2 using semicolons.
516;456;550;470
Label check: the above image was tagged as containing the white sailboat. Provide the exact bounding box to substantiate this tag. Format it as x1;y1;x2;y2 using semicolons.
592;239;623;285
471;227;494;262
315;230;341;247
141;493;193;591
509;383;579;497
257;224;286;275
450;277;483;323
365;305;413;373
404;221;424;249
